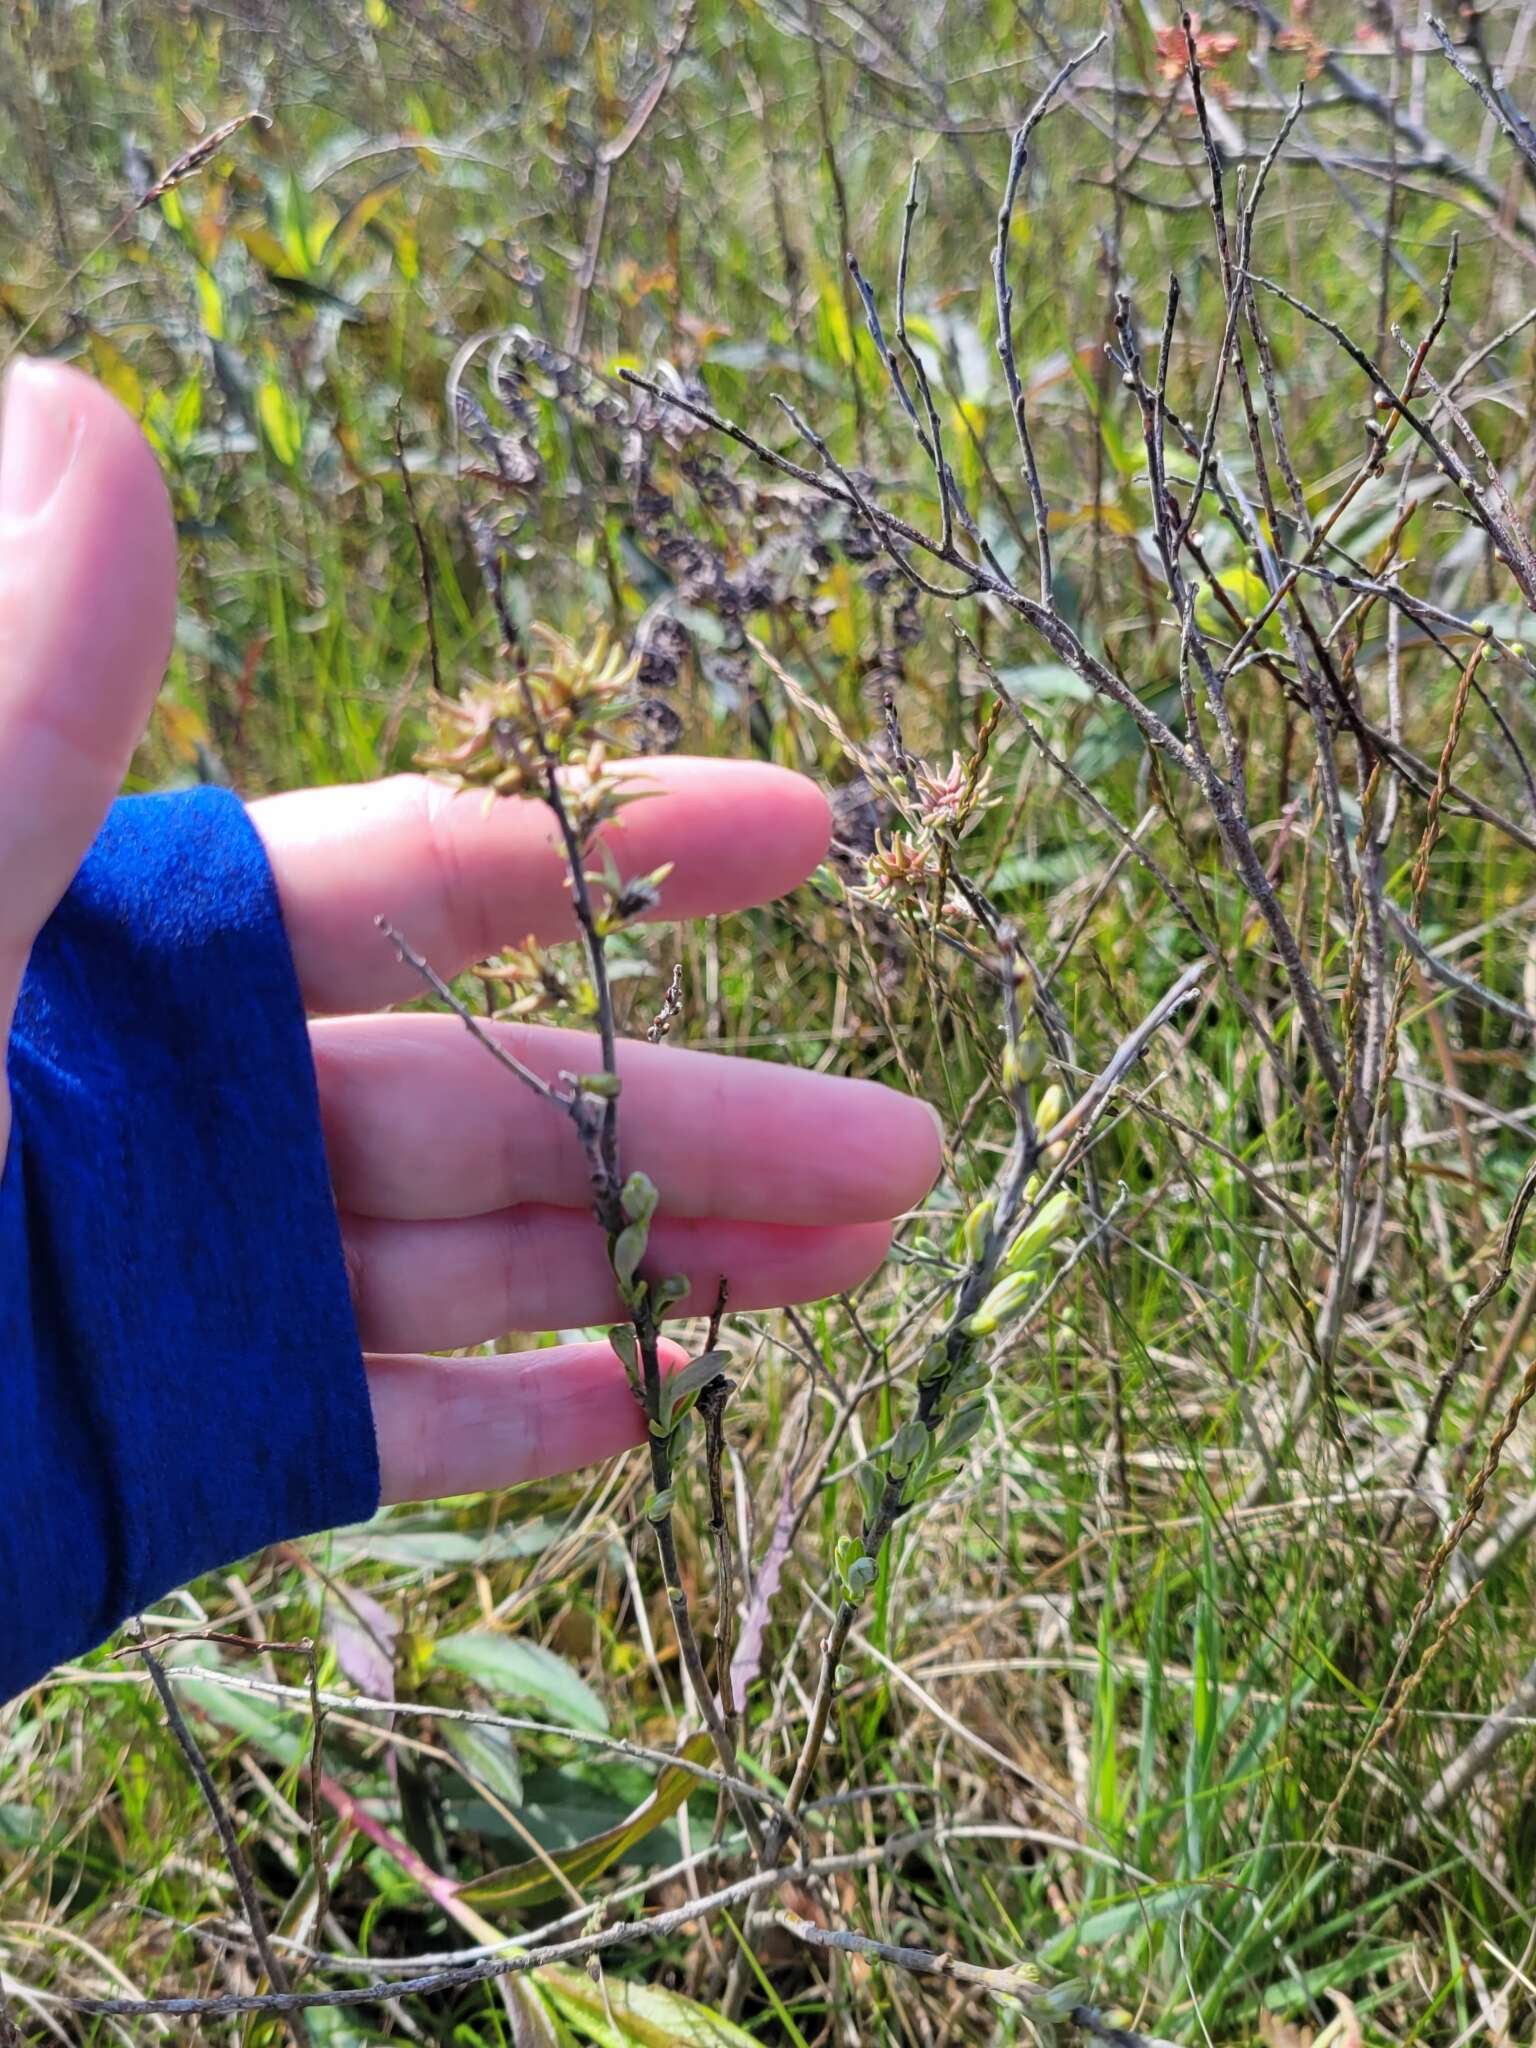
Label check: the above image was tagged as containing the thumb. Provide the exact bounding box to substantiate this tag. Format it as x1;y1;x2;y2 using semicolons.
0;360;177;1151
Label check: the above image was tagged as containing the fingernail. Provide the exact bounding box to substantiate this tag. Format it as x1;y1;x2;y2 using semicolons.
0;359;80;527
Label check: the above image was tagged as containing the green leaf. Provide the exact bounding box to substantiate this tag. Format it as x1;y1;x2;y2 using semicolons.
886;1418;927;1471
1046;1883;1201;1954
459;1733;714;1912
87;335;144;418
937;1398;988;1461
660;1350;730;1424
612;1220;648;1294
994;662;1093;705
267;272;366;319
188;266;223;343
1194;563;1284;648
535;1957;759;2045
237;222;297;278
608;1323;643;1395
1069;690;1183;783
855;1459;884;1521
177;1677;305;1769
0;1805;43;1849
256;375;305;467
432;1633;608;1733
329;1515;567;1567
703;338;840;392
318;168;408;263
990;849;1090;891
169;372;204;446
442;1721;523;1808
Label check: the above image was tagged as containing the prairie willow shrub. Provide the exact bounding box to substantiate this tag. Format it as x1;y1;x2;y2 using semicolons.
405;599;764;1845
418;298;1102;1914
400;555;1091;1784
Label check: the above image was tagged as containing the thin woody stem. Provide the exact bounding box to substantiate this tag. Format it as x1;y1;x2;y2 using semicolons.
136;1633;311;2048
761;1909;1161;2041
638;1322;764;1853
991;35;1105;607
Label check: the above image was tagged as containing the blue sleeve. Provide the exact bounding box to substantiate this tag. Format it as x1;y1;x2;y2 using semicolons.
1;788;380;1697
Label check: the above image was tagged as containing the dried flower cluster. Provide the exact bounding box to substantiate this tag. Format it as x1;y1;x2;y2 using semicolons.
418;624;640;805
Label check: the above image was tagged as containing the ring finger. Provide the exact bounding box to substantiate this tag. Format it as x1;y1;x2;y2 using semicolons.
364;1340;682;1504
344;1205;893;1352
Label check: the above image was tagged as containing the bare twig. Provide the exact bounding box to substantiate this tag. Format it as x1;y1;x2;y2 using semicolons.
991;34;1107;604
135;1633;311;2047
564;1;696;354
1426;14;1536;176
765;1909;1172;2044
392;407;443;700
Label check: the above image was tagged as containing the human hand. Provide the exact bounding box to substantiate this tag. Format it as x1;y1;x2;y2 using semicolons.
0;361;940;1511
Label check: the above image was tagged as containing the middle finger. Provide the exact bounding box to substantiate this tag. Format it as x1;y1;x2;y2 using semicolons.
344;1205;894;1350
315;1012;942;1224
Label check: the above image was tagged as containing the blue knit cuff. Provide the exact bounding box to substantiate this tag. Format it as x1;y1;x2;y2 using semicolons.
2;789;379;1696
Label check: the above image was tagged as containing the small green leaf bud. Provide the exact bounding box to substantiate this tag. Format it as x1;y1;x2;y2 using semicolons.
918;1341;950;1384
1001;1036;1044;1092
1034;1083;1068;1137
1003;1189;1075;1273
612;1221;648;1295
965;1268;1035;1336
962;1198;995;1263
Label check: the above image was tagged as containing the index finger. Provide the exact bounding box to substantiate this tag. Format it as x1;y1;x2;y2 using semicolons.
252;757;831;1014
